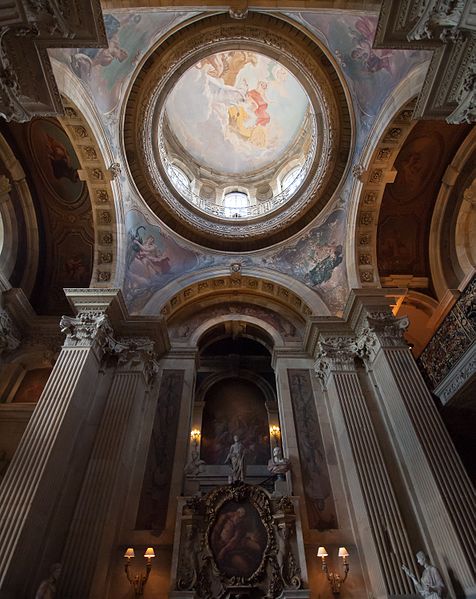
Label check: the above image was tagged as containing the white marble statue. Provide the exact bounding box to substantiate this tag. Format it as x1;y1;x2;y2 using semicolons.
267;446;291;479
35;563;62;599
225;435;246;482
402;551;445;599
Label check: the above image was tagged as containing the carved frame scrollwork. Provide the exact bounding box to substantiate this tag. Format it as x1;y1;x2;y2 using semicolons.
124;13;352;251
176;482;303;598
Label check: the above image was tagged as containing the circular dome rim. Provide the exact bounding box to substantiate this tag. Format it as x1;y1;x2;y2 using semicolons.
124;12;352;251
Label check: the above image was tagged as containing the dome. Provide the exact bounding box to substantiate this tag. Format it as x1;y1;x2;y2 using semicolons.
124;13;352;251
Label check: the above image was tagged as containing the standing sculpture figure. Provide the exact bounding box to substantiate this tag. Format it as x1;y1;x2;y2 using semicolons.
402;551;445;599
35;563;62;599
225;435;246;482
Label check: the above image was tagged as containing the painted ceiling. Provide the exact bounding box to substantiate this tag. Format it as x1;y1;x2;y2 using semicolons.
164;51;310;176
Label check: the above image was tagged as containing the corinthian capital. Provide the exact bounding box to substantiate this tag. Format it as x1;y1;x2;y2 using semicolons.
60;312;113;351
314;336;357;386
365;312;409;348
107;336;159;385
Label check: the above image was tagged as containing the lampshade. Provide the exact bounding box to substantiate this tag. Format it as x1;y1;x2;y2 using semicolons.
317;546;328;558
124;547;135;559
144;547;156;559
338;547;349;558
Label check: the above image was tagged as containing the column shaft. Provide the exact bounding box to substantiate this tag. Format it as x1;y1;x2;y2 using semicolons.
0;345;102;596
326;368;414;597
373;345;476;587
59;365;151;598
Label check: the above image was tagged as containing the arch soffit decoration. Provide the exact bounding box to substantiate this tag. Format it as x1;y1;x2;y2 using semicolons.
353;101;418;288
146;272;328;326
169;293;304;338
0;132;39;296
52;60;122;287
190;315;287;349
346;64;427;290
195;368;277;407
429;126;476;300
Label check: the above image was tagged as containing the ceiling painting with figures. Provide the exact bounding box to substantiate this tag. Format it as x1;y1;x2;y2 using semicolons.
164;50;310;176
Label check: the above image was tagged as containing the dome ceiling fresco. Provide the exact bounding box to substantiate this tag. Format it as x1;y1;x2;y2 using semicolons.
164;51;310;176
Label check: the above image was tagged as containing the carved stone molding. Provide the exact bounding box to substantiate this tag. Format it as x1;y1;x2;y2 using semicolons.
374;0;476;123
0;0;106;122
0;306;21;359
124;12;351;251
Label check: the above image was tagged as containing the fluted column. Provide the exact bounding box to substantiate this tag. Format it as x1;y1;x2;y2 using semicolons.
314;332;415;599
58;338;159;599
353;294;476;595
0;299;116;598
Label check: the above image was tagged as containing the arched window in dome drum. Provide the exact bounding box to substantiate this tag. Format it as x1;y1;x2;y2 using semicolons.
169;165;190;192
223;191;249;218
281;165;302;195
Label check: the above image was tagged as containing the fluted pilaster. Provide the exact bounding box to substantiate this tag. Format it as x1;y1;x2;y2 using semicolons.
315;334;415;598
0;309;112;597
359;310;476;590
59;338;159;598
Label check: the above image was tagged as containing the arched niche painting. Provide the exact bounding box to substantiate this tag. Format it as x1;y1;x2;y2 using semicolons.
201;377;270;465
209;499;268;579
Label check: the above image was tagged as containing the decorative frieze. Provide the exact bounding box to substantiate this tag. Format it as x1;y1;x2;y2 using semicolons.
418;274;476;390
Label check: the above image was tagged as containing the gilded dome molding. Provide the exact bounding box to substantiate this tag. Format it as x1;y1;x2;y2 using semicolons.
124;12;351;251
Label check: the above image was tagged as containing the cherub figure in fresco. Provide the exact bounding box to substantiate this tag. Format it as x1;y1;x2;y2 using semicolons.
350;17;393;73
71;14;128;80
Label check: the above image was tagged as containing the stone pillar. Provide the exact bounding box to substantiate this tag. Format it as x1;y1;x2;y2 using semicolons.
58;337;160;599
350;290;476;595
0;292;117;598
313;331;415;599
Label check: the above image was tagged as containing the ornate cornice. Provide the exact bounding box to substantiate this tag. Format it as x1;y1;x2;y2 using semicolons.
0;0;106;122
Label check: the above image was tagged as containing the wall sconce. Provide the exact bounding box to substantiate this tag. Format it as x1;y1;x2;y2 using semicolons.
190;429;201;447
317;546;349;594
124;547;155;596
269;425;281;444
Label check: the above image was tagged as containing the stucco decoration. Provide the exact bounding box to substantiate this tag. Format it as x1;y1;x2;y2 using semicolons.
124;12;351;251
